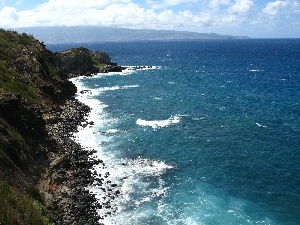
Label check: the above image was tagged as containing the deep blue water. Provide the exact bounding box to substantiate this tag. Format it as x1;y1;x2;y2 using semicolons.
49;39;300;225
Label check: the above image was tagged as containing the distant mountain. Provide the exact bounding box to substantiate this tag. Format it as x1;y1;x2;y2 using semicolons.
13;26;249;44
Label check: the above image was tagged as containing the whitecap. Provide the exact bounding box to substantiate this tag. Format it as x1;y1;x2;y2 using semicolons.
123;85;139;89
192;117;205;121
106;129;120;134
256;123;267;128
125;156;173;176
70;75;173;224
96;84;139;93
136;115;180;129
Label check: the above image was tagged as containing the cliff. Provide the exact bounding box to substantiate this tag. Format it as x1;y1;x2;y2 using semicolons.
0;29;114;224
56;47;123;76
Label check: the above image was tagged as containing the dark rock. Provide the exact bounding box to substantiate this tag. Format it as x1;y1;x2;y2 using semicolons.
0;29;124;225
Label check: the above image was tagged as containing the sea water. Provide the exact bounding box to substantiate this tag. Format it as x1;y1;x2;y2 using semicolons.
48;39;300;225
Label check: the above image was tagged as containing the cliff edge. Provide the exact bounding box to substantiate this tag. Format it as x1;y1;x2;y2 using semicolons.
0;29;113;224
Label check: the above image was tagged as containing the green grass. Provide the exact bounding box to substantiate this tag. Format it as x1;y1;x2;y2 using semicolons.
0;65;40;103
2;80;40;103
0;29;41;103
0;29;64;102
0;177;53;225
93;59;106;69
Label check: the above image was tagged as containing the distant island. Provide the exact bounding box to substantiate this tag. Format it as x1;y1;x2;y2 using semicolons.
13;26;249;44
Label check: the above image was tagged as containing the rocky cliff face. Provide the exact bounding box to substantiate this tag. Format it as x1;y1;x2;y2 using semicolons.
56;47;123;76
0;29;114;224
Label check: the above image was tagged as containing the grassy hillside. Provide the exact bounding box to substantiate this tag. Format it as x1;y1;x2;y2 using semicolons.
0;29;63;224
0;28;116;224
0;30;62;102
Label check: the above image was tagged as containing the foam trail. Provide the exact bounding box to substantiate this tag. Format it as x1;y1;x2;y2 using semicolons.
70;75;174;224
136;115;180;129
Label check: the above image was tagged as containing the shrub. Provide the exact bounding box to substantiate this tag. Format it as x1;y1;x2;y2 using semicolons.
0;177;53;225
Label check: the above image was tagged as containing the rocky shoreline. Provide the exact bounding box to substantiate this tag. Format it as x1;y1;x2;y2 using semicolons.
40;95;124;224
41;65;156;224
0;29;150;225
38;99;105;224
39;99;97;224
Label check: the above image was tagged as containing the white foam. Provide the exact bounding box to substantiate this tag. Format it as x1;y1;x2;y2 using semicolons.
192;117;206;121
95;65;159;76
136;115;180;129
105;129;120;134
256;122;267;128
94;84;139;93
124;65;159;71
183;217;200;225
125;156;173;176
70;75;173;224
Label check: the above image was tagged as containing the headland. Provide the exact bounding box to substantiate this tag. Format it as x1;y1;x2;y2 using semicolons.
0;29;124;224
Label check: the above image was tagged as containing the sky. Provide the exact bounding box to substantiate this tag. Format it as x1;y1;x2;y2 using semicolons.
0;0;299;38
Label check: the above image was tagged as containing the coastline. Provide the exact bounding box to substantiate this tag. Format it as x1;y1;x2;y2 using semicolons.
39;99;103;224
36;48;138;224
0;29;162;224
37;56;156;224
67;70;174;225
70;76;122;222
40;74;128;224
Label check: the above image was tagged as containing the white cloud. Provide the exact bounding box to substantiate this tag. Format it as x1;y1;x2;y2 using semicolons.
262;0;286;15
0;0;228;28
228;0;254;14
0;0;299;37
146;0;198;9
0;6;19;26
99;3;152;26
209;0;230;9
262;0;300;16
36;0;130;10
162;0;198;6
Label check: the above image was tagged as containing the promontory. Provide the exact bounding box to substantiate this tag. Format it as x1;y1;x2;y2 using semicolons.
0;29;120;224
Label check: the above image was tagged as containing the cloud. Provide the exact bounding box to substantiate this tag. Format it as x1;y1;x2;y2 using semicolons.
262;0;300;16
36;0;130;10
228;0;254;14
209;0;230;9
0;0;299;38
0;6;19;26
262;0;287;15
162;0;199;6
0;0;240;29
146;0;199;10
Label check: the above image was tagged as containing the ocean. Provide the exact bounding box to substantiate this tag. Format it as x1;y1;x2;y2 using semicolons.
48;39;300;225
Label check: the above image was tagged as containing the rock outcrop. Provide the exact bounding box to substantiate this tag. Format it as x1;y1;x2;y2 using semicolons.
0;28;118;224
56;47;123;77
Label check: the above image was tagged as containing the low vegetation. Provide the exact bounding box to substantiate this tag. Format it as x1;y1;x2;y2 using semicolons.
0;28;115;224
0;177;52;225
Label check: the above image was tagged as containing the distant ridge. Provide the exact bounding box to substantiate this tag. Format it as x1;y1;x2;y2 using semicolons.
13;26;249;44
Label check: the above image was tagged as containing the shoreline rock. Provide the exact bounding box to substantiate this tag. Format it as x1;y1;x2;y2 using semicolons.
41;97;123;224
40;99;103;224
0;29;128;224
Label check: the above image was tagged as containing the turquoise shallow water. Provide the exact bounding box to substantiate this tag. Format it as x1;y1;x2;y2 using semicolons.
49;39;300;224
